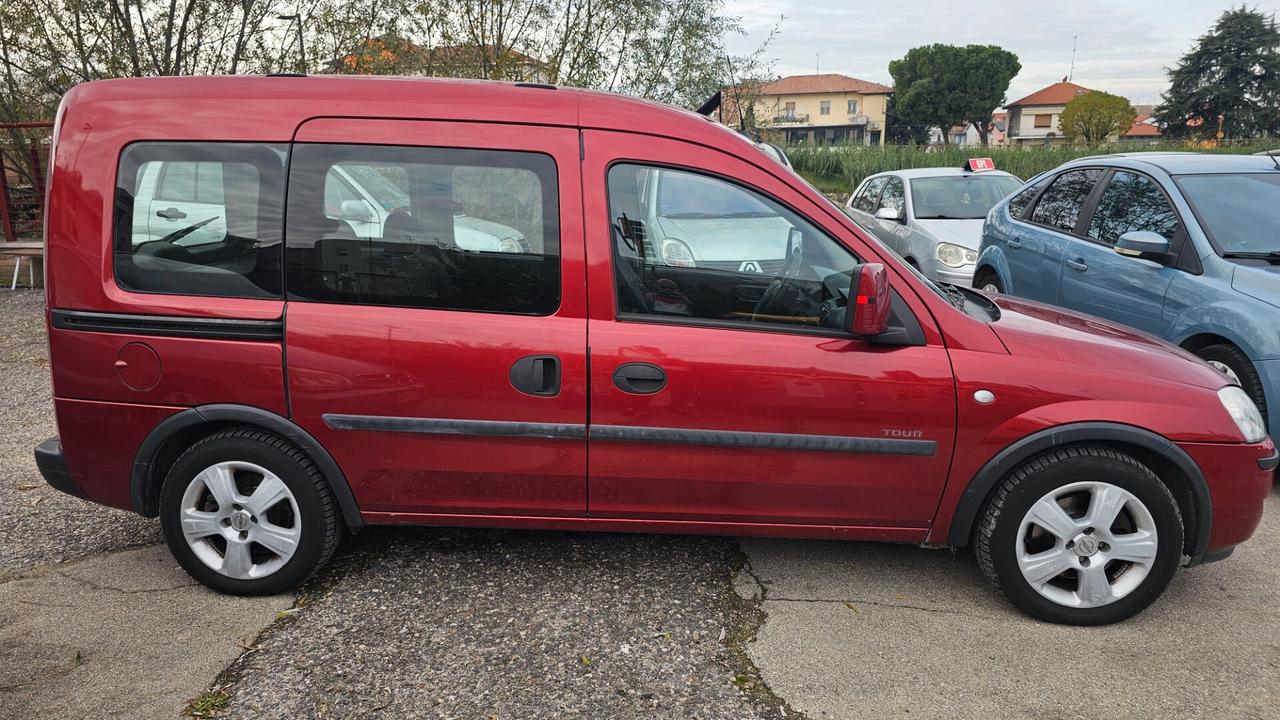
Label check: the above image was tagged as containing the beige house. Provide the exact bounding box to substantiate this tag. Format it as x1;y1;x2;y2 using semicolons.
1005;81;1090;146
750;74;893;146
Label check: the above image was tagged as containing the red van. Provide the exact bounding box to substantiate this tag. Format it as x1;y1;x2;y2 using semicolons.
35;76;1275;624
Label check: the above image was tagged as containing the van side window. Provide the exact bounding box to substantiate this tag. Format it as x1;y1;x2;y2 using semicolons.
608;164;860;333
113;142;286;299
285;144;559;315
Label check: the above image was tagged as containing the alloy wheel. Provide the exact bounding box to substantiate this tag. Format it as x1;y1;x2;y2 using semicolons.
179;461;301;580
1015;481;1158;608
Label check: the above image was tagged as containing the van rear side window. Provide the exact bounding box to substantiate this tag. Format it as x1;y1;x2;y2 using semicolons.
284;144;560;315
114;143;286;299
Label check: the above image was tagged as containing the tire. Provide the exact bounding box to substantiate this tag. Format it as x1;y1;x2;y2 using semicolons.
1196;343;1268;426
159;428;340;595
974;271;1003;294
974;446;1183;625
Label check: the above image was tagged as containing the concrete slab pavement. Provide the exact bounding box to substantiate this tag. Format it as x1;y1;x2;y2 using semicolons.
739;488;1280;720
0;544;291;720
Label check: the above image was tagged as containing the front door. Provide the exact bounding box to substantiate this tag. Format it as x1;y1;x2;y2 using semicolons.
284;119;587;518
1057;170;1181;332
582;131;956;530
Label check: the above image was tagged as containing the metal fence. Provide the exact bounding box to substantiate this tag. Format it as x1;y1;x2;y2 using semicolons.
1;122;54;243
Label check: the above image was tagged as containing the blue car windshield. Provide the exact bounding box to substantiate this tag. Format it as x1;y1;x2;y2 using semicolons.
1175;173;1280;253
910;175;1023;219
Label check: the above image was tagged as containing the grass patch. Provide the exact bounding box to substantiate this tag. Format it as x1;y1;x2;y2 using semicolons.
187;688;229;717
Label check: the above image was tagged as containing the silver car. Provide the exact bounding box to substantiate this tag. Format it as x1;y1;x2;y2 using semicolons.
844;167;1022;286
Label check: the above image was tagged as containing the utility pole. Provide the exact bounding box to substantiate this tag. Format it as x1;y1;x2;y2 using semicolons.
277;14;306;73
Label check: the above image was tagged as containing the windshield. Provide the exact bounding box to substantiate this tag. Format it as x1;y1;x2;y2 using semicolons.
910;174;1023;219
657;171;777;218
1175;173;1280;253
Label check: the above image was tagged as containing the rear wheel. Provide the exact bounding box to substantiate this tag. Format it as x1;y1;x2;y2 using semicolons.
1196;343;1268;426
159;428;340;595
975;447;1183;625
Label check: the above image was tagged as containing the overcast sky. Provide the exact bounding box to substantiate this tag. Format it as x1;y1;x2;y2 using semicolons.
723;1;1279;107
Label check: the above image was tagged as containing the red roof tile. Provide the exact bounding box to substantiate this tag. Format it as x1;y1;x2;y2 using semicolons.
759;74;893;96
1007;81;1091;107
1125;115;1161;137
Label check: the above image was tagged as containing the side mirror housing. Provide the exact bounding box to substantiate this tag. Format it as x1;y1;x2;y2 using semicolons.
874;207;903;222
1114;230;1172;262
848;263;891;337
340;199;374;223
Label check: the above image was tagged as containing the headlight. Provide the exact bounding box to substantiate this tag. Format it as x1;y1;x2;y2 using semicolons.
1217;386;1267;443
498;237;523;253
936;242;978;268
661;238;696;267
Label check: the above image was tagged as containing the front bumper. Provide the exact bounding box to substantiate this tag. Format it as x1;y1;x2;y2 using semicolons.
34;436;81;498
1178;438;1275;563
931;262;976;288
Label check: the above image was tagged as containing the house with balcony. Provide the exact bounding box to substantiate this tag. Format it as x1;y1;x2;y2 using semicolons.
1005;81;1090;146
750;74;893;146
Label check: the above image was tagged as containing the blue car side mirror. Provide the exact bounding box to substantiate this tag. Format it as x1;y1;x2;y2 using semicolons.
1114;231;1173;262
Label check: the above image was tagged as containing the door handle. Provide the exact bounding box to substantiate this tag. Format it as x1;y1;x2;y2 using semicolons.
509;355;560;396
1066;257;1089;273
1007;237;1024;249
156;207;188;220
612;362;667;395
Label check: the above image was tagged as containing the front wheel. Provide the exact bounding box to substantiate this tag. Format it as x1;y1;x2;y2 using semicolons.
975;447;1183;625
974;271;1003;295
159;428;340;595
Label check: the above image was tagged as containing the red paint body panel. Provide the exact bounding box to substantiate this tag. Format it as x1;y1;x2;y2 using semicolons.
39;76;1272;565
53;398;183;509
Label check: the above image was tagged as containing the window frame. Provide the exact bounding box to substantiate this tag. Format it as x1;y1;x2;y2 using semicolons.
847;99;858;114
283;142;564;317
853;176;891;214
819;100;831;116
112;140;287;300
1023;166;1108;238
1033;114;1053;128
605;159;884;341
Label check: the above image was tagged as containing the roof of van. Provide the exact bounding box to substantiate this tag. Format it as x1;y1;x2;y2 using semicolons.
60;75;758;155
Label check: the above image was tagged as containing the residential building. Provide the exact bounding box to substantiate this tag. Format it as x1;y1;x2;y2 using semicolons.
1005;81;1090;146
1124;105;1162;141
748;74;893;146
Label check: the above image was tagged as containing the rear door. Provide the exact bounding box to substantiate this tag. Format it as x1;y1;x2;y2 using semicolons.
1057;169;1181;332
582;131;956;530
1009;168;1104;303
283;119;587;519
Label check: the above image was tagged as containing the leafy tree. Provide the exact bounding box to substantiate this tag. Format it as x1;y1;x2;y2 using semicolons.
889;43;1019;145
1060;91;1136;143
1155;7;1280;139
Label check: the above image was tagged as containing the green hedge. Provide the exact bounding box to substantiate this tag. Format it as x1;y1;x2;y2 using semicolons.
786;142;1278;196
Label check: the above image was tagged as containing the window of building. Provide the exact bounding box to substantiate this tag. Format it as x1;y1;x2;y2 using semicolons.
113;142;286;299
820;100;831;115
1029;169;1103;232
1088;171;1180;246
609;164;860;333
1033;114;1053;128
847;99;858;114
285;144;559;315
784;101;796;118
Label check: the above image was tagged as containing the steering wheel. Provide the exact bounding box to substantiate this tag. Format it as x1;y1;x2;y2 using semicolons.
752;233;806;319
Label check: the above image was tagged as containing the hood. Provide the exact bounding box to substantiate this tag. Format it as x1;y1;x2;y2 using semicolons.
989;295;1228;391
913;219;985;251
656;216;792;262
1231;262;1280;310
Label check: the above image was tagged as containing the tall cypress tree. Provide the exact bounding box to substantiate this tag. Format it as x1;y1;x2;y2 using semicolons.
1155;8;1280;139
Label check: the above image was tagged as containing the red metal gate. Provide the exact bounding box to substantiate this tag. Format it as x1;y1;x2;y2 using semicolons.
1;122;54;243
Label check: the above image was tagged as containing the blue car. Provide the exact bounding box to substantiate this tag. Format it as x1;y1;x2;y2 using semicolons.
974;152;1280;441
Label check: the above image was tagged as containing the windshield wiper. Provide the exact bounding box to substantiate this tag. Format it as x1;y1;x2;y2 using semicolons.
1222;251;1280;264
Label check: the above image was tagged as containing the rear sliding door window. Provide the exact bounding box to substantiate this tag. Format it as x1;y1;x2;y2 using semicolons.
285;144;559;315
114;143;286;298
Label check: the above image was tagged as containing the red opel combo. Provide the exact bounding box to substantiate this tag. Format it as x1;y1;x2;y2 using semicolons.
35;77;1275;624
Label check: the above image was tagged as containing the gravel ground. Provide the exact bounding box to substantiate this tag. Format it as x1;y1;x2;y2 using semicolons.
220;527;787;719
0;290;160;578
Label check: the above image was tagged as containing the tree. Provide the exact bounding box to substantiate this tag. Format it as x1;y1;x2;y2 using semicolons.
888;43;1019;146
1060;91;1136;143
1154;7;1280;139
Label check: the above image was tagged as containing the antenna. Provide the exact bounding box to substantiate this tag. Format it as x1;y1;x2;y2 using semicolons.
1069;35;1077;81
816;53;820;75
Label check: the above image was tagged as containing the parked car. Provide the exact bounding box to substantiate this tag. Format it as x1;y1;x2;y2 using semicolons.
755;141;792;169
131;156;527;253
973;153;1280;443
36;77;1274;625
844;165;1022;286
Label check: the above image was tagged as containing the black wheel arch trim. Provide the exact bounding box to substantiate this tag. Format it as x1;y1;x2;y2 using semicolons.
945;422;1211;561
130;404;363;529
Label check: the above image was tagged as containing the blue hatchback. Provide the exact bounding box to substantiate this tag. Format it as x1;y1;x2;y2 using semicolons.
974;152;1280;441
